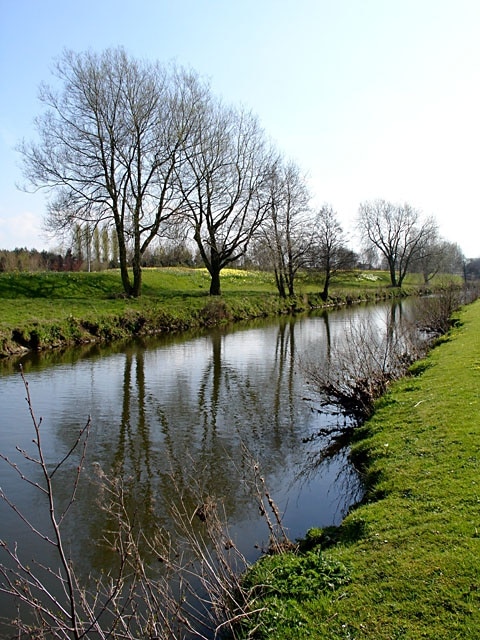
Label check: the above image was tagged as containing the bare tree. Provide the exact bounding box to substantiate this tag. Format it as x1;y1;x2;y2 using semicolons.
440;241;465;276
412;238;464;283
357;199;438;287
177;100;273;295
19;48;203;297
310;204;352;301
255;159;312;297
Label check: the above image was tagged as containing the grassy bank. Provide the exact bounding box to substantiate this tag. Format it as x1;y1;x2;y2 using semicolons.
242;299;480;639
0;267;428;357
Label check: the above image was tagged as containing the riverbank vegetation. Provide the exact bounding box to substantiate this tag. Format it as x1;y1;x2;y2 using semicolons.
240;298;480;639
0;278;478;637
0;267;462;358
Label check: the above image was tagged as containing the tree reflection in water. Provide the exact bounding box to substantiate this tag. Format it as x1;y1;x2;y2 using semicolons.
1;303;415;594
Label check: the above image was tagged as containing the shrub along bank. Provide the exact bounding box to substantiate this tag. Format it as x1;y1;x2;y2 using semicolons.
241;299;480;639
0;267;433;358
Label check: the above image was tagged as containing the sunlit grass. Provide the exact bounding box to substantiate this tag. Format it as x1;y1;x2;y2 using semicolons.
0;267;349;325
0;267;459;356
242;300;480;639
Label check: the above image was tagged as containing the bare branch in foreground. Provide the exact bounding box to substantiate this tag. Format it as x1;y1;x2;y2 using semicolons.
301;310;427;422
1;371;287;639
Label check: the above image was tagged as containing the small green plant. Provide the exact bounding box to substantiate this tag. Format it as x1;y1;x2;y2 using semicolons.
241;549;350;639
246;548;350;600
198;298;232;325
408;358;432;376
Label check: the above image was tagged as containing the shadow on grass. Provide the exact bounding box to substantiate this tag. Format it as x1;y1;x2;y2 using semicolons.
0;272;124;299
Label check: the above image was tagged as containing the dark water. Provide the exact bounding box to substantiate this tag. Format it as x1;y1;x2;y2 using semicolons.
0;300;411;629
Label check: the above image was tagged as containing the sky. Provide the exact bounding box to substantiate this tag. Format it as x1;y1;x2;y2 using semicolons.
1;0;480;258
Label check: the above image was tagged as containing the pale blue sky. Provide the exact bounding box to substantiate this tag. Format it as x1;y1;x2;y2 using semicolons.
1;0;479;257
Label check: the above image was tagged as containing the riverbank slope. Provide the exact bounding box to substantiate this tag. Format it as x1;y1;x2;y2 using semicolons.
0;267;427;358
242;299;480;639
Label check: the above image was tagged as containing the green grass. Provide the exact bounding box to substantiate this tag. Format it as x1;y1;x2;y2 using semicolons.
0;267;457;357
241;300;480;639
0;266;427;302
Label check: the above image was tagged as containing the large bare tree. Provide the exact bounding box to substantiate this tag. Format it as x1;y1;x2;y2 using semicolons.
177;100;273;295
19;48;203;296
357;199;438;287
256;159;312;297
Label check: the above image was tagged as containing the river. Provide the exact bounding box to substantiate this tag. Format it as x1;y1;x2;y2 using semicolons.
0;299;413;633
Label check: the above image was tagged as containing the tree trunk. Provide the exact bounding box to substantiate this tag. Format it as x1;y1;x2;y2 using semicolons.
287;276;295;297
397;261;409;287
131;255;142;298
117;231;134;297
286;254;295;296
388;259;398;287
321;255;331;301
129;204;143;297
209;268;221;296
321;272;330;301
208;248;222;296
274;268;286;298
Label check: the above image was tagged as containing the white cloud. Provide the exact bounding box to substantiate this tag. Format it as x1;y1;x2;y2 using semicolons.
0;209;49;251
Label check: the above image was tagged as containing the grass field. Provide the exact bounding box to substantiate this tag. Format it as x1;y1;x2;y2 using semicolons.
241;299;480;639
0;267;426;357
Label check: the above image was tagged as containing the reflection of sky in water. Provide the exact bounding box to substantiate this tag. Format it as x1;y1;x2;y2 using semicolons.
0;301;412;624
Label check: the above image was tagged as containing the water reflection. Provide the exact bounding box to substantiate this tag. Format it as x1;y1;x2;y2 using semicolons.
1;303;411;599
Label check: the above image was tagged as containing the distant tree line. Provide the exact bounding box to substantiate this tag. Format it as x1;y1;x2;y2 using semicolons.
0;236;199;273
0;247;82;272
16;47;475;296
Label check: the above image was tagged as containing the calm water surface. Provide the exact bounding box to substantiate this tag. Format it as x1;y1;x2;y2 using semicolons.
0;301;411;625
